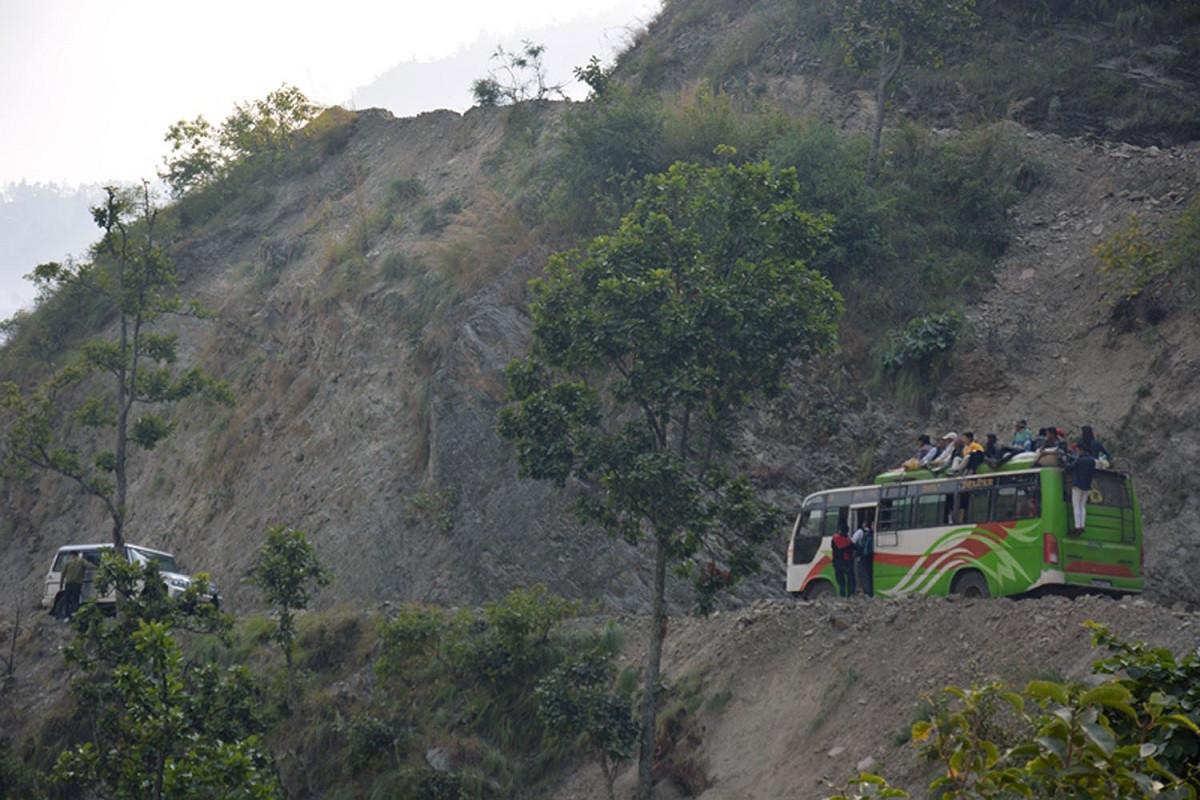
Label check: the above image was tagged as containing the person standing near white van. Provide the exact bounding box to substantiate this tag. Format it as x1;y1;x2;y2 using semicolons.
60;552;87;619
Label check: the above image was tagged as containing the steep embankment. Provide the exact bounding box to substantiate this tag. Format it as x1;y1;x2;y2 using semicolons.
4;587;1194;800
549;593;1199;800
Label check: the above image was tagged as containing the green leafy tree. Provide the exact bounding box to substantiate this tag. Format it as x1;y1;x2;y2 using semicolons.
161;85;318;197
837;0;978;183
1088;621;1200;783
160;116;222;197
53;619;279;800
574;55;613;100
471;40;566;106
537;648;638;800
498;154;842;799
53;557;275;800
0;184;233;550
219;84;317;162
247;525;333;702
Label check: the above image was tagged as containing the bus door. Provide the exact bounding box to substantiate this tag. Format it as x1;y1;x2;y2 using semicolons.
1061;470;1141;590
850;502;877;534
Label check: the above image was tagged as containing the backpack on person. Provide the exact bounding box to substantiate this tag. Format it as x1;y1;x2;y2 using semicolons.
859;528;874;558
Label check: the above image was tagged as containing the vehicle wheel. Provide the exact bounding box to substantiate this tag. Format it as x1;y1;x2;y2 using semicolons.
805;580;836;600
952;571;990;599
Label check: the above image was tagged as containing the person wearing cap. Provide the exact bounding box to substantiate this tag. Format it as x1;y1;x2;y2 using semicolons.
928;432;958;474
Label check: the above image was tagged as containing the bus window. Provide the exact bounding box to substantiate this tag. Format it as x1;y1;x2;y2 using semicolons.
913;494;949;528
994;485;1039;521
820;507;848;536
957;488;992;525
877;497;914;531
1077;472;1131;509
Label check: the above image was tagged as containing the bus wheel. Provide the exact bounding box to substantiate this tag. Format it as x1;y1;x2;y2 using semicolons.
805;580;835;600
952;571;990;599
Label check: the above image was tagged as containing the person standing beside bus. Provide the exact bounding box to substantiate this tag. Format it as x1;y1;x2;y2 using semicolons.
60;552;87;620
831;525;856;598
1065;447;1097;534
852;520;875;597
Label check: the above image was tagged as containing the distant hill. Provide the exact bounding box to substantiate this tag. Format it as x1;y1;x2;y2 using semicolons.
348;3;658;117
0;182;105;320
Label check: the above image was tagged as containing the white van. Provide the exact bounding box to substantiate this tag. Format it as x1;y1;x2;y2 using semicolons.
42;543;219;613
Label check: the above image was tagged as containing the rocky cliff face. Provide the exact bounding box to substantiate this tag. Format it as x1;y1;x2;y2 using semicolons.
3;1;1199;619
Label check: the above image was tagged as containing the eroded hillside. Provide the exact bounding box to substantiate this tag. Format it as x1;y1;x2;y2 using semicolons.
3;2;1200;796
2;1;1199;621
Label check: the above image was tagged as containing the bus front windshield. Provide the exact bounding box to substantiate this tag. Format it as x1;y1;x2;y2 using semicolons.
791;507;826;565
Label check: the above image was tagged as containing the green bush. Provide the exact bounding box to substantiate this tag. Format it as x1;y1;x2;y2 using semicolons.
546;86;667;232
879;310;963;373
371;586;619;796
388;177;426;204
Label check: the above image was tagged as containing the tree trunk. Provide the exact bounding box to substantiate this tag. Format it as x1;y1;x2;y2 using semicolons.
636;535;669;800
866;31;905;185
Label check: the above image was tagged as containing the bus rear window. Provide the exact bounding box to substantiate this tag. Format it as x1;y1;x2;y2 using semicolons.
1073;472;1130;509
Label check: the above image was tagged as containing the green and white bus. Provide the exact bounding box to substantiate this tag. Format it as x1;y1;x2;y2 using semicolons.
786;456;1143;599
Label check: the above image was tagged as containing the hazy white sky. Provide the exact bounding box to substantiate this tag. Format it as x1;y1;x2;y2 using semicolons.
0;0;659;187
0;0;659;320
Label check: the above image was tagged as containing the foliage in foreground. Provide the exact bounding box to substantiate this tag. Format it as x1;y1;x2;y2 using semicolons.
51;557;279;800
826;623;1200;800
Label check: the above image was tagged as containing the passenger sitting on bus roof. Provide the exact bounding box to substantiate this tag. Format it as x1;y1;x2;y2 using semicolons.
899;434;934;471
938;433;969;475
1034;428;1065;467
948;432;985;474
1012;419;1033;451
1031;427;1048;451
994;420;1030;465
1077;425;1112;467
928;432;957;473
983;432;1002;467
919;434;945;468
964;432;986;473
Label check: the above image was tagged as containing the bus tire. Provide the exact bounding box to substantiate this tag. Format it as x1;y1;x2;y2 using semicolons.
804;580;836;600
952;571;990;599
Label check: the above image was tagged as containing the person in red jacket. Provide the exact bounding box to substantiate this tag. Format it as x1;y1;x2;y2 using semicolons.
831;524;857;598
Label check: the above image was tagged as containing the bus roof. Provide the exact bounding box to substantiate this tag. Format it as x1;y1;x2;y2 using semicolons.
799;466;1128;510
